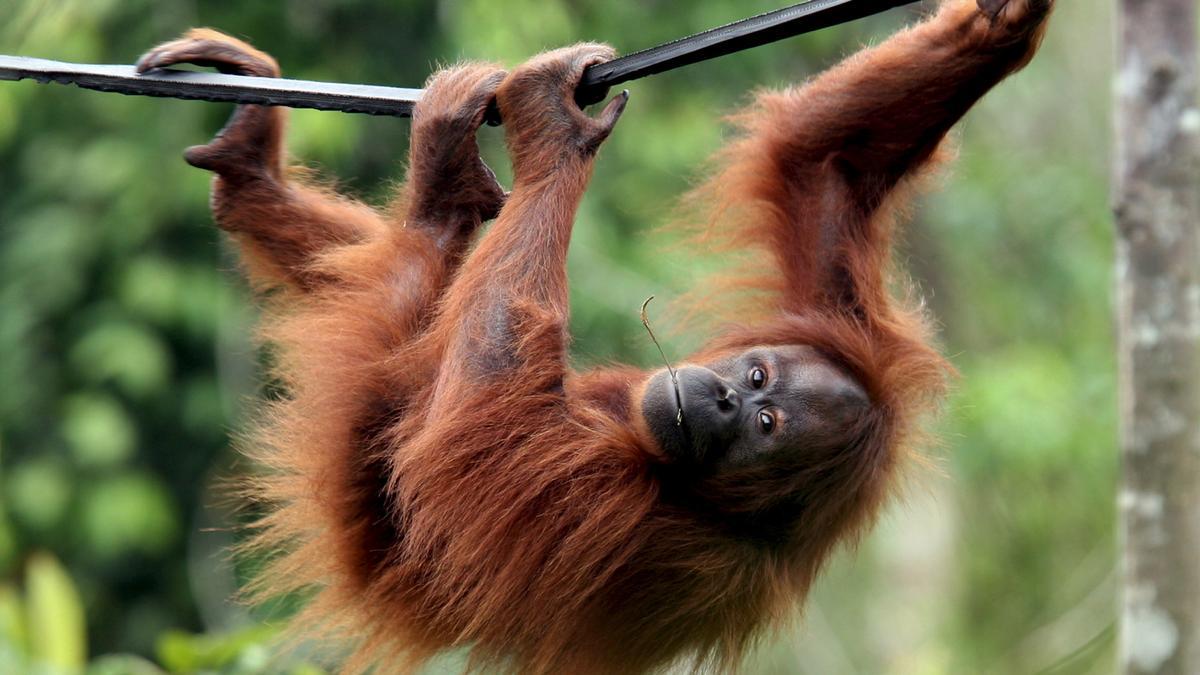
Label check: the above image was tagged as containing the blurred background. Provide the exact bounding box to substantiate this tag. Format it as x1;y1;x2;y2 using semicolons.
0;0;1114;673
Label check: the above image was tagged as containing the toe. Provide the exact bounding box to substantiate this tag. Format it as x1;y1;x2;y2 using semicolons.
136;44;182;73
135;33;278;77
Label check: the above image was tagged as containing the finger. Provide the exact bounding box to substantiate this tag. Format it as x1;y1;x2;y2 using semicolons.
517;43;615;96
567;44;617;71
583;90;629;154
136;39;277;77
425;64;506;94
136;44;185;73
419;65;507;127
467;70;508;122
526;43;614;73
574;83;611;110
565;45;617;90
594;89;629;129
977;0;1009;18
183;143;219;170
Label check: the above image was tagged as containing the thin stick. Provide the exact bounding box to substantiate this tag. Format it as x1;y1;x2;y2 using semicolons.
640;297;684;427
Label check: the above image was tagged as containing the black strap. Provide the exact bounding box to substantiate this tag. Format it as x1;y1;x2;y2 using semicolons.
0;55;423;116
0;0;919;118
576;0;917;105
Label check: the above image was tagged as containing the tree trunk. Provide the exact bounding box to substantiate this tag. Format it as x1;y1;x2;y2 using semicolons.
1114;1;1200;673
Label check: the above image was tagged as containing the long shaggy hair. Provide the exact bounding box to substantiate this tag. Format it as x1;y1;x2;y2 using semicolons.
221;0;1052;671
235;102;950;675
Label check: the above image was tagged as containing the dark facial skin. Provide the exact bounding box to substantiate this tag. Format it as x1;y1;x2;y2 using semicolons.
641;345;870;467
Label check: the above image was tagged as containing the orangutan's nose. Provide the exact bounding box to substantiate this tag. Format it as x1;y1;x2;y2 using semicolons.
677;366;741;428
715;383;740;414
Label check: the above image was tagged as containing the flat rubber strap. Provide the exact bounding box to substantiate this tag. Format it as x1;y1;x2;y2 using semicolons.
0;54;421;116
577;0;917;103
0;0;918;116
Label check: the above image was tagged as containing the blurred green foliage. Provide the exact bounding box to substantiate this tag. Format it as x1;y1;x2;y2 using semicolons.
0;551;321;674
0;0;1115;672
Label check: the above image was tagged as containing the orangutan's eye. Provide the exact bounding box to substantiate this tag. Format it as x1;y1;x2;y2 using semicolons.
749;367;767;389
758;411;776;434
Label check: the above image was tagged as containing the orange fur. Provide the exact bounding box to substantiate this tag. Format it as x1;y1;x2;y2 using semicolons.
145;1;1052;672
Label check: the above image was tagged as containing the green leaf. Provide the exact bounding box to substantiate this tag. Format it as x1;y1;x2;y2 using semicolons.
116;256;181;325
0;584;27;654
0;501;17;574
80;473;178;561
6;458;72;533
61;393;137;468
69;321;172;399
26;552;86;671
156;625;279;673
85;654;164;675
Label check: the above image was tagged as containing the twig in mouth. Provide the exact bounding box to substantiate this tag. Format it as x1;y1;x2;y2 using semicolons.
639;296;684;427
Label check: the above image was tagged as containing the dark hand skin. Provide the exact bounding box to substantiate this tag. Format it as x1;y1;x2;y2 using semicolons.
498;44;628;185
641;347;869;468
137;30;286;181
135;30;505;293
403;64;508;251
